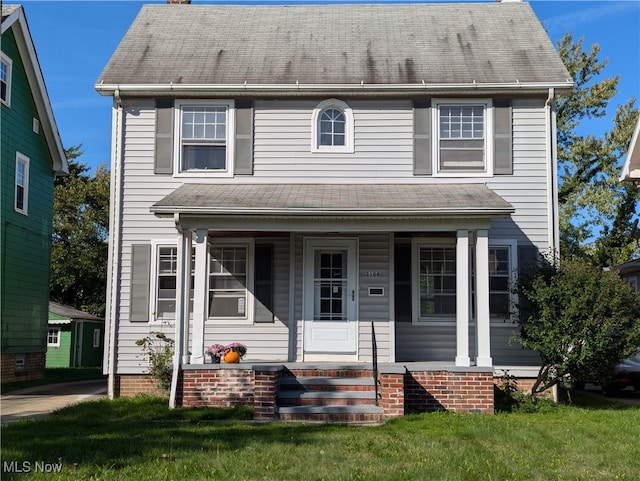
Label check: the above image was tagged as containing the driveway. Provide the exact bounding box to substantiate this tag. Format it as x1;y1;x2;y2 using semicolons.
0;379;107;423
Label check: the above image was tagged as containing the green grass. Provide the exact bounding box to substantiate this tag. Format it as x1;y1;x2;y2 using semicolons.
1;368;104;394
2;393;639;481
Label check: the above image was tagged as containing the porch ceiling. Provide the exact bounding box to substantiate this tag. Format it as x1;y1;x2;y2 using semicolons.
151;184;514;219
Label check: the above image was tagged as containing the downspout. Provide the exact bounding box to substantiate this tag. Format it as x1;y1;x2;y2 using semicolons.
106;90;124;399
546;87;560;403
545;88;560;256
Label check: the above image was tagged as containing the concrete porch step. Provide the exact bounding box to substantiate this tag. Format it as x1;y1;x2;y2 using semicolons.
277;390;377;406
279;376;376;391
276;404;385;425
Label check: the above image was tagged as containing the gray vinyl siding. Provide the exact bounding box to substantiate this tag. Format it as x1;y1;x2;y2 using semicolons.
357;234;391;361
491;324;541;366
110;96;552;372
201;237;290;361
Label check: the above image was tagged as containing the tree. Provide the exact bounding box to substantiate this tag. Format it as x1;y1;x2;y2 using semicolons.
50;146;110;316
513;256;640;396
556;33;640;265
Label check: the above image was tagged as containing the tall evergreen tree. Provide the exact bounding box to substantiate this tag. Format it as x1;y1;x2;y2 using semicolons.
556;33;639;265
51;146;110;316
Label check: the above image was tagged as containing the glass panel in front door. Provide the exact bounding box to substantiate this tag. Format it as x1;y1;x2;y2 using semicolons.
314;250;347;321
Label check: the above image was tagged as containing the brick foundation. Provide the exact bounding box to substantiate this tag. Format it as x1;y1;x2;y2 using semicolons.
112;365;497;420
1;352;45;384
402;370;494;414
113;374;162;397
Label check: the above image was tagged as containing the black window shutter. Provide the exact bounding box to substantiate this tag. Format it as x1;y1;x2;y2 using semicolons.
130;244;151;322
254;244;274;323
494;99;513;175
235;100;254;175
394;242;412;322
413;100;432;175
154;99;174;174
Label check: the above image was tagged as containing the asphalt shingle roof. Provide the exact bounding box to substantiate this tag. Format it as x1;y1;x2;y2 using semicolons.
151;184;514;216
98;3;571;87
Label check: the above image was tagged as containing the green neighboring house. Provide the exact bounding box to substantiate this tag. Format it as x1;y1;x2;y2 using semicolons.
1;5;68;383
47;302;104;368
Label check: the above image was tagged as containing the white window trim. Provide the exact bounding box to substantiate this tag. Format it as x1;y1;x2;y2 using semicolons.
149;241;194;325
173;99;235;178
47;327;61;347
92;328;101;348
487;240;518;324
15;152;29;215
207;238;255;324
432;98;494;177
311;98;355;154
411;238;457;325
1;53;12;107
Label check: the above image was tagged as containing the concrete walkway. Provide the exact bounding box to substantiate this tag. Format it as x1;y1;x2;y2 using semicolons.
0;379;107;424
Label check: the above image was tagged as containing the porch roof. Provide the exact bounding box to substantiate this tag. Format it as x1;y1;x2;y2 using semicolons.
151;183;514;217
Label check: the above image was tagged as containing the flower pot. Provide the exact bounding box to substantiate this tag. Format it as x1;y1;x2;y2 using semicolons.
224;351;241;363
210;356;220;364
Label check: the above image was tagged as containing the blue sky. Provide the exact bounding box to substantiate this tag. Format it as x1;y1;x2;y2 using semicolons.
16;0;640;172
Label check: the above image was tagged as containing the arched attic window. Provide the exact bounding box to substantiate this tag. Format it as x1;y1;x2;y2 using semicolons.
311;99;354;153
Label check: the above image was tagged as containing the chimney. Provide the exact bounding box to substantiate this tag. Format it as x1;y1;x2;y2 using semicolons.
167;0;191;4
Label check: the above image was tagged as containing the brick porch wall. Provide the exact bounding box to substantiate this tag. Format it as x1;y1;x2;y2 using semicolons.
114;366;497;418
1;353;45;384
403;370;494;414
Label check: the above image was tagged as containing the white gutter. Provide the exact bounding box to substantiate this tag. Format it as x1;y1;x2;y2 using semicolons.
151;207;515;217
105;91;124;399
545;88;560;254
95;80;574;96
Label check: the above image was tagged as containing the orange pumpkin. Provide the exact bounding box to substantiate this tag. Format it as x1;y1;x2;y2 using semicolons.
224;351;241;363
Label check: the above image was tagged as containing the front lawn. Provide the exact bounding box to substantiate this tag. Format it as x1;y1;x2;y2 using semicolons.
1;394;638;480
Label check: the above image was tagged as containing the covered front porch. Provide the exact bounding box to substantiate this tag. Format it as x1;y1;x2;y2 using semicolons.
148;184;514;415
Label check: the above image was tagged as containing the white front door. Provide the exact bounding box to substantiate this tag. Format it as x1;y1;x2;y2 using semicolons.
303;238;358;354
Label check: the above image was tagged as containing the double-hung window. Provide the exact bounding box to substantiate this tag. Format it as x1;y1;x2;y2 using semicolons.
414;242;457;320
470;243;517;320
15;153;29;214
209;242;253;320
1;54;11;106
177;101;234;174
487;246;512;318
434;99;492;174
154;246;195;322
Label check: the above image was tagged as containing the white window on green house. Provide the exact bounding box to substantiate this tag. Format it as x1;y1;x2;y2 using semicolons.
93;329;101;348
47;328;60;347
15;153;29;214
0;54;11;106
209;244;251;319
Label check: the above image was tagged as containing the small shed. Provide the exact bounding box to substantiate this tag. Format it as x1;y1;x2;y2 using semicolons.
47;302;104;368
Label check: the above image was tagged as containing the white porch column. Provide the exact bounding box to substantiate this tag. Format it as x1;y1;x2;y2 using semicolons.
455;230;471;367
474;229;493;367
170;228;191;408
176;229;191;365
190;229;208;364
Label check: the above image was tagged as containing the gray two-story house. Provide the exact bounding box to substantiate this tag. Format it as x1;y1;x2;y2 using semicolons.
97;0;572;421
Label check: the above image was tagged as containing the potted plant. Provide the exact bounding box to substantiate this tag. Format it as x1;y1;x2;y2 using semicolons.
206;343;226;363
223;342;247;363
